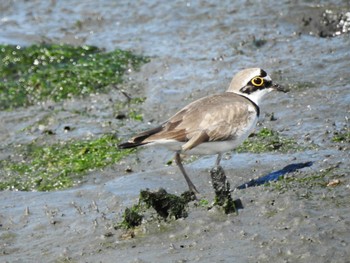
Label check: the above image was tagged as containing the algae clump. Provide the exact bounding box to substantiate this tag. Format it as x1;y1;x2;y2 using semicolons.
236;127;302;153
118;189;195;229
0;44;149;191
0;135;134;191
0;44;149;110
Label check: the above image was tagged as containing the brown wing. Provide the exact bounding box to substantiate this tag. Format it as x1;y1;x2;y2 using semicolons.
144;93;255;150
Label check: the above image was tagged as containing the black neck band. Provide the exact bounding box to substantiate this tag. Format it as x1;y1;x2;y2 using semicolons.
237;94;260;117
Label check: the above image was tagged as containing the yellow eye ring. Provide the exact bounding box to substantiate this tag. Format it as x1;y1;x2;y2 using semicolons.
252;77;264;87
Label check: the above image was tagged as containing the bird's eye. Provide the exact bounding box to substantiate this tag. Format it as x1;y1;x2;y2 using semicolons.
251;77;264;87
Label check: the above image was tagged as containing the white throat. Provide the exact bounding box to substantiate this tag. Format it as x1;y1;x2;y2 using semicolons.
235;88;273;105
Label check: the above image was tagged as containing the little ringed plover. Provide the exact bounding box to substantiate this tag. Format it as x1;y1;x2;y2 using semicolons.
119;68;284;194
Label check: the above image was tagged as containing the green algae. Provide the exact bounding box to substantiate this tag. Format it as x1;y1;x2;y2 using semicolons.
332;129;350;143
0;135;134;191
198;198;209;207
0;44;149;110
267;164;342;193
0;44;149;191
114;96;146;121
236;127;302;153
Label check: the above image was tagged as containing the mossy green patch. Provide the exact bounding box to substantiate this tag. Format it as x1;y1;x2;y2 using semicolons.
114;96;146;122
0;44;149;110
332;129;350;143
236;128;302;153
267;165;340;193
0;135;134;191
198;198;209;207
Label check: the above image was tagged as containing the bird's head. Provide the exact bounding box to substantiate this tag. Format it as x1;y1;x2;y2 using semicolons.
227;68;285;104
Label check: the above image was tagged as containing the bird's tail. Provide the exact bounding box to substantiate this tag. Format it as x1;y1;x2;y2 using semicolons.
118;125;163;149
118;141;147;149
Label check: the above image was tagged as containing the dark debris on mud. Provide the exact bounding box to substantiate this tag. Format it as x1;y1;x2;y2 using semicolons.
118;188;196;229
140;188;194;220
210;165;240;214
301;8;350;37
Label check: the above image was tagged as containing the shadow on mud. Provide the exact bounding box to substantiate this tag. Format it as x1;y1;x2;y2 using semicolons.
236;161;313;189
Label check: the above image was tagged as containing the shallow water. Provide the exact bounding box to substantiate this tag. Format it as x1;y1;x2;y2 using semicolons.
1;0;350;262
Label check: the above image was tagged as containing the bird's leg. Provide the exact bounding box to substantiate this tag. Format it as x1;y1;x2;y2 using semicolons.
174;152;199;194
215;153;222;166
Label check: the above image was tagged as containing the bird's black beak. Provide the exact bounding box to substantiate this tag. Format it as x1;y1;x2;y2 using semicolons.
272;83;288;93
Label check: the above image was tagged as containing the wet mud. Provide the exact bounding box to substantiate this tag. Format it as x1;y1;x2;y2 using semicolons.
1;1;350;262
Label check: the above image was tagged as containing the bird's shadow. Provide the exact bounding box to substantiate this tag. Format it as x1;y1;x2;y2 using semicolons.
235;161;313;190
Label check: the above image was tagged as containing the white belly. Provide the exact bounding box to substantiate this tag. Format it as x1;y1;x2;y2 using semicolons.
148;113;258;155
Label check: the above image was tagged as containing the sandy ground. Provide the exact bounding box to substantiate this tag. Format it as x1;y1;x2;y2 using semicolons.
0;1;349;262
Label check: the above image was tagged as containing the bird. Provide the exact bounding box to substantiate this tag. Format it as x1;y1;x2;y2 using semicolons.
118;68;284;194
